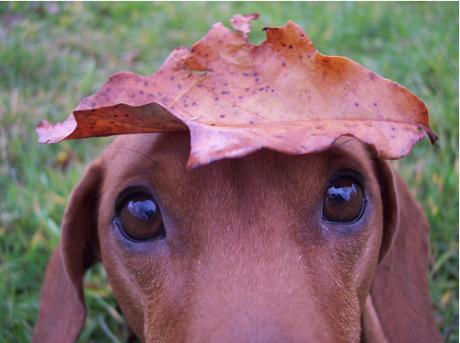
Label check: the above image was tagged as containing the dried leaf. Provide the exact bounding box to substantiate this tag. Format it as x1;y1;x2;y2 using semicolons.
37;14;436;168
230;13;259;38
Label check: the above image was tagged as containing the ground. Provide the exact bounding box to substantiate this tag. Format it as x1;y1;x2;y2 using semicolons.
0;2;458;342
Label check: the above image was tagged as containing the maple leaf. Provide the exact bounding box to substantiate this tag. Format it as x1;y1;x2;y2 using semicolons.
37;13;436;168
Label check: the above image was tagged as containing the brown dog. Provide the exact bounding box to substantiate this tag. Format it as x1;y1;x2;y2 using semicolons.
33;133;441;342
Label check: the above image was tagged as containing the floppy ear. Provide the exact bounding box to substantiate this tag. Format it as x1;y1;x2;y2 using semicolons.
33;161;103;343
362;159;442;342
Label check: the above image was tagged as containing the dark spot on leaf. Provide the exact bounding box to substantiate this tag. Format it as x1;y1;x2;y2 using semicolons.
354;102;359;107
373;102;377;107
391;127;396;131
282;62;286;67
289;45;293;49
221;91;229;95
369;72;376;81
170;76;175;80
219;114;225;118
144;81;148;86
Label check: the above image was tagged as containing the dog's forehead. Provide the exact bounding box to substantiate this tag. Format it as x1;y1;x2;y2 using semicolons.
101;133;374;181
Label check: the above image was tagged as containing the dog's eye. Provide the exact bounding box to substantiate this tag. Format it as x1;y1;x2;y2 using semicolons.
322;176;364;223
116;193;165;241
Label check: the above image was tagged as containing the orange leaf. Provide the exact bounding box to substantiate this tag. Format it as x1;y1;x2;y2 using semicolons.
37;14;436;168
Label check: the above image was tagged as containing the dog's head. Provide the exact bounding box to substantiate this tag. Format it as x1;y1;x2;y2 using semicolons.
33;133;440;342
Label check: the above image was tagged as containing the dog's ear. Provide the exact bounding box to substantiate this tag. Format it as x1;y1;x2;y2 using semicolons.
362;159;442;342
33;161;103;343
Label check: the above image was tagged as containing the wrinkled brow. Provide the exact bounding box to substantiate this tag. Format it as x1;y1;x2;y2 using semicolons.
110;146;161;169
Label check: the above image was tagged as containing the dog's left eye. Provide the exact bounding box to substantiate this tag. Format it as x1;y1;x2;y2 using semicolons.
322;175;364;223
115;193;165;241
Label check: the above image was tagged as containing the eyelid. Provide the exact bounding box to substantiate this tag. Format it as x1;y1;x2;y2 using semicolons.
327;169;365;189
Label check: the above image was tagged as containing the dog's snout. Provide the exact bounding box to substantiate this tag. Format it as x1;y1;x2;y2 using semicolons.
159;235;341;343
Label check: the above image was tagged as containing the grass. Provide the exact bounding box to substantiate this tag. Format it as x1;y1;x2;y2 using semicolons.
0;2;458;342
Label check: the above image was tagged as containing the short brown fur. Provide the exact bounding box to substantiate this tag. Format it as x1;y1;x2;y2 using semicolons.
33;133;441;342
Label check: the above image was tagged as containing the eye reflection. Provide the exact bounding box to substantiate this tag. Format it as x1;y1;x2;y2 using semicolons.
327;183;358;202
127;199;157;221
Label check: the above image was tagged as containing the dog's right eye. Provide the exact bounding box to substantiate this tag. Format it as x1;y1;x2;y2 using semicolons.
115;193;165;241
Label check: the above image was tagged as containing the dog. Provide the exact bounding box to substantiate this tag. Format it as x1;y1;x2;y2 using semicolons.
33;132;442;342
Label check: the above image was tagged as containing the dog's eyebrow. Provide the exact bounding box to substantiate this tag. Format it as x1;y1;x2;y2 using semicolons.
112;146;160;168
323;138;355;160
323;138;371;172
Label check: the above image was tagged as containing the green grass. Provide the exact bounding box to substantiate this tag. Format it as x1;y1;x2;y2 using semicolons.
0;2;457;342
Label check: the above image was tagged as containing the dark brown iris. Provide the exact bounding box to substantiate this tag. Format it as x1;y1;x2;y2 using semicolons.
323;176;364;223
118;194;164;241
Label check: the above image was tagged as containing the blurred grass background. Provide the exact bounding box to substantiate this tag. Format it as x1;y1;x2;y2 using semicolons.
0;2;457;342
